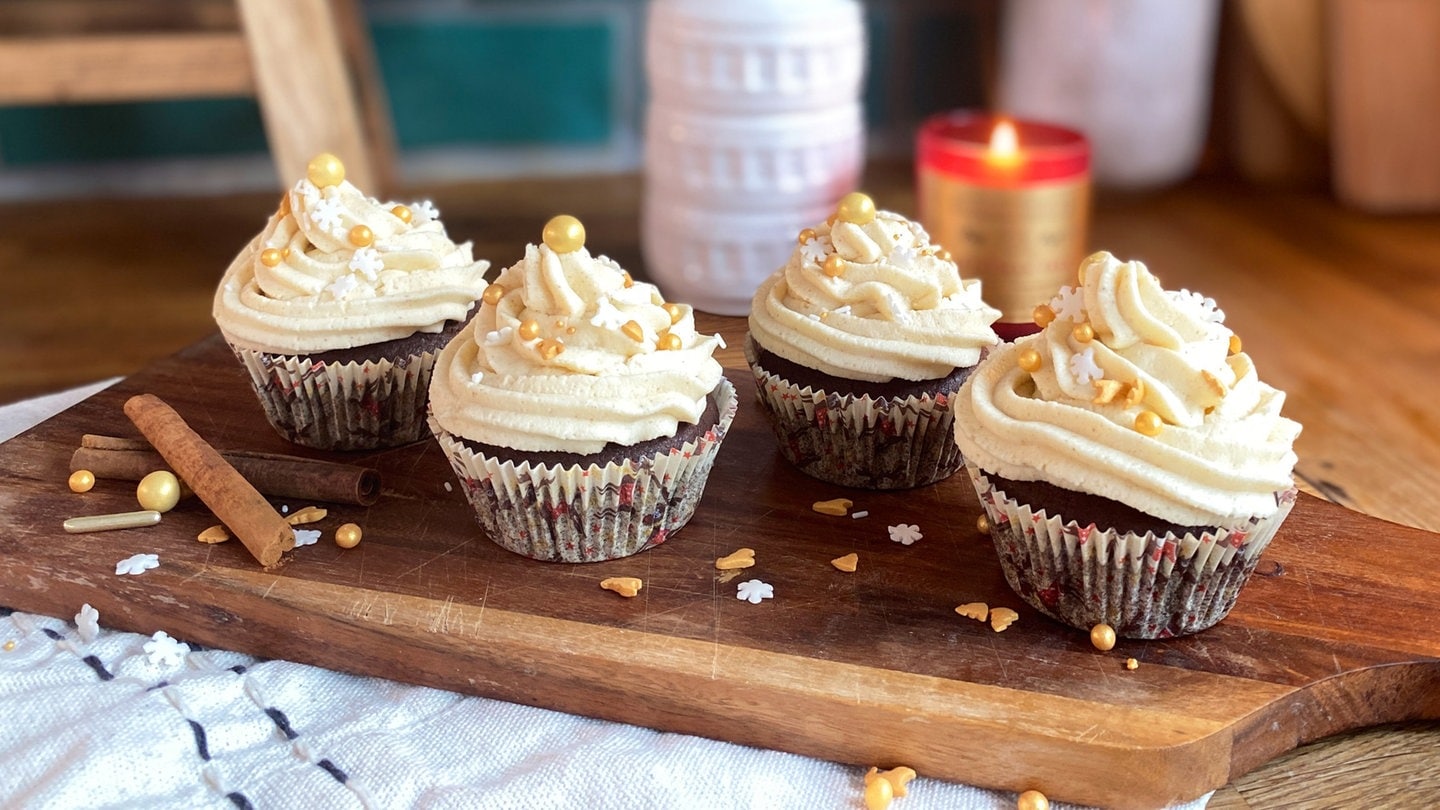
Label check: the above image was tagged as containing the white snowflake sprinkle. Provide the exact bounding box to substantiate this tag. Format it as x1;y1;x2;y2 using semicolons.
888;523;923;545
310;197;344;232
1069;347;1104;384
799;234;831;264
1169;288;1225;323
293;179;320;207
115;553;159;576
410;200;439;223
294;529;321;547
736;579;774;604
889;243;917;265
143;631;190;667
1050;285;1085;322
470;371;485;385
349;246;383;279
326;274;359;300
588;298;628;330
75;604;100;643
484;326;512;346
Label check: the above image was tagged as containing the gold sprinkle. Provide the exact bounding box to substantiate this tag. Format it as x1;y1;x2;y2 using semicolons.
306;152;345;187
281;247;291;259
990;607;1019;632
482;283;505;306
518;320;541;341
976;514;991;534
1125;657;1140;671
620;320;645;342
391;204;413;223
63;510;162;534
835;191;876;225
797;227;817;245
622;271;634;288
1229;334;1243;355
1134;410;1163;436
600;576;643;598
285;506;328;526
864;774;893;810
2;640;14;652
1092;379;1126;405
278;192;291;217
1201;369;1227;398
811;498;853;516
197;525;232;544
566;326;576;335
867;766;917;798
935;248;952;263
662;302;684;325
68;469;96;493
1033;304;1056;328
1018;789;1051;810
715;548;756;570
1125;378;1147;407
1090;623;1117;651
335;523;362;548
348;224;374;248
537;338;565;361
822;254;845;278
260;248;283;267
830;553;858;572
1072;323;1095;343
541;214;586;253
657;332;682;351
1017;348;1043;373
955;602;988;621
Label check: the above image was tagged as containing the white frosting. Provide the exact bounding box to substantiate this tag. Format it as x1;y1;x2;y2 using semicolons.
953;252;1301;526
214;179;490;353
747;210;999;382
428;241;725;454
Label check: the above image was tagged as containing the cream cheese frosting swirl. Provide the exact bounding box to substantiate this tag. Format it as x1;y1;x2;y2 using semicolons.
953;251;1301;526
214;161;490;353
748;194;1000;382
429;216;726;454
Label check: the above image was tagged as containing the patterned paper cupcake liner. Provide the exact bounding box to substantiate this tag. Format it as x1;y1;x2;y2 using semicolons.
231;345;438;451
429;378;738;563
966;463;1298;639
744;336;965;490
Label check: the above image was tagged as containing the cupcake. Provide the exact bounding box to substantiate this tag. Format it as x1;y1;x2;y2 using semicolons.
427;215;736;563
953;251;1302;638
745;192;1000;489
213;153;491;450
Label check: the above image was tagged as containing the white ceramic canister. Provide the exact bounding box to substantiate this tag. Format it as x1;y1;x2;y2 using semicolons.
642;0;867;316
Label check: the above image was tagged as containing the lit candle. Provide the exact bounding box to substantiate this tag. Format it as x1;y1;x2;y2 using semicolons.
916;112;1091;340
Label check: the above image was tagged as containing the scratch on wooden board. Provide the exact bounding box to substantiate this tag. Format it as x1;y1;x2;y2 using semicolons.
397;541;469;580
261;578;280;600
468;582;490;637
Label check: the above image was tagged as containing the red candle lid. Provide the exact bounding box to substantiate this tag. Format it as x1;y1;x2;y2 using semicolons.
918;111;1090;185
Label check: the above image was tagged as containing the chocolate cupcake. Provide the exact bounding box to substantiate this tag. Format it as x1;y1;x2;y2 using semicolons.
953;251;1302;638
745;192;1000;489
213;153;491;450
427;215;735;563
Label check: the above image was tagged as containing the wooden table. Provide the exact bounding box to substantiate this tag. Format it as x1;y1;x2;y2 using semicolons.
1;164;1438;807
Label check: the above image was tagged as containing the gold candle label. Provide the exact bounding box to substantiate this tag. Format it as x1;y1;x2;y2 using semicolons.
918;172;1091;322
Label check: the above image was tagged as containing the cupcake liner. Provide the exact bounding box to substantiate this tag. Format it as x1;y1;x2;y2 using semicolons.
967;463;1298;639
429;378;738;563
744;336;964;490
231;344;438;451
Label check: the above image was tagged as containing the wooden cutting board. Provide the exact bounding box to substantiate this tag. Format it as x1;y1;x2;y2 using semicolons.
2;323;1438;809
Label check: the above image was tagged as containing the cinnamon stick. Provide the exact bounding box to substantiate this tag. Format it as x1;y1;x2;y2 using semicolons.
123;394;294;569
71;442;381;506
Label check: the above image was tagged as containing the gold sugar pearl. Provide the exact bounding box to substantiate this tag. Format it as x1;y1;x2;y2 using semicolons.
1134;410;1164;437
935;248;952;263
863;774;893;810
542;214;586;253
3;640;14;652
1229;334;1243;355
277;192;290;217
482;283;505;306
281;247;291;259
1017;348;1043;373
1033;304;1056;328
335;523;362;548
68;469;96;493
1017;789;1050;810
306;152;345;188
1090;623;1117;651
657;333;682;351
348;225;374;248
976;514;991;534
621;320;645;342
136;470;181;513
260;248;283;267
662;302;684;325
622;271;634;288
537;338;565;361
391;204;413;223
836;191;876;225
797;228;817;245
822;254;845;278
566;326;576;335
518;320;541;341
1073;323;1095;344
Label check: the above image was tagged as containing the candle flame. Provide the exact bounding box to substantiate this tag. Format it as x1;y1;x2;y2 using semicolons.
987;120;1021;166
